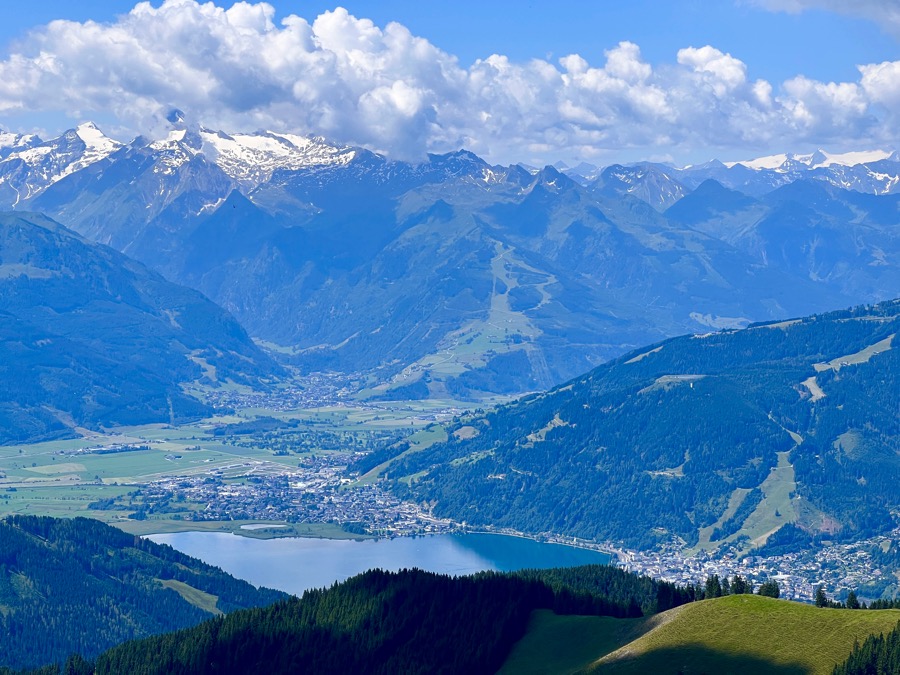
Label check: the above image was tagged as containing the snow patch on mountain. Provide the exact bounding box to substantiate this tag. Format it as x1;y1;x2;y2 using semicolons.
0;131;41;158
147;129;204;176
199;129;356;187
75;123;119;156
0;123;123;203
726;149;894;171
593;164;688;210
64;123;123;177
149;128;191;150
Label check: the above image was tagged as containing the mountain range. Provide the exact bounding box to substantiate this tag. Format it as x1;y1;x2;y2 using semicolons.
1;119;899;675
1;122;898;397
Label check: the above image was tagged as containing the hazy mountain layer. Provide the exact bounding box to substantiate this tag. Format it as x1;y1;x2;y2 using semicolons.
5;124;899;395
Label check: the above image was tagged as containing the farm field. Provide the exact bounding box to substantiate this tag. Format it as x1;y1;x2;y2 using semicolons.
117;519;374;540
0;398;466;528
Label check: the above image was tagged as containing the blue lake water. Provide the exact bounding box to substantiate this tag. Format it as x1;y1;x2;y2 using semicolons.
148;531;612;596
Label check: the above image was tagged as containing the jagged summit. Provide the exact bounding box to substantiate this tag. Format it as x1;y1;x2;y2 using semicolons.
591;162;688;209
74;122;119;153
0;129;41;157
686;158;727;170
0;117;895;402
2;120;900;217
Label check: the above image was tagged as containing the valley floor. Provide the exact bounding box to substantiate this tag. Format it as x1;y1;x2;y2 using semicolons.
1;382;896;607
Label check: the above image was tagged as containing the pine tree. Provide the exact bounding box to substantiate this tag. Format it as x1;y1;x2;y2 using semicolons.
815;586;828;608
704;575;722;599
757;580;780;598
731;575;748;595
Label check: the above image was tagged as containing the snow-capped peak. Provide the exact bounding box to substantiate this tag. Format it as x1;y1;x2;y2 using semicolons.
813;149;895;168
725;149;895;171
74;122;120;156
143;128;206;177
64;122;123;176
149;128;192;150
0;122;123;204
199;128;357;187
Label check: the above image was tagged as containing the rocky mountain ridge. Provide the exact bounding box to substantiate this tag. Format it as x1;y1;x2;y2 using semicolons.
1;121;897;397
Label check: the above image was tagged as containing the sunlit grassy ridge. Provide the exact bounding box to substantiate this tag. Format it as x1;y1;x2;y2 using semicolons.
503;595;900;675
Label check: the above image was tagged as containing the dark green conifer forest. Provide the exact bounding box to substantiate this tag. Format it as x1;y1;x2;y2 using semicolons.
833;621;900;675
38;564;695;675
0;516;284;670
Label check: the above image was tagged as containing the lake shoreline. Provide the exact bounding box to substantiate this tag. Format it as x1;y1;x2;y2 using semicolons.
146;530;614;596
116;520;618;563
121;517;617;561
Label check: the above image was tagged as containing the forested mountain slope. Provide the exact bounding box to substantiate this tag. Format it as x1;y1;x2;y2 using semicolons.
386;300;900;550
10;554;896;675
0;212;281;442
0;516;285;670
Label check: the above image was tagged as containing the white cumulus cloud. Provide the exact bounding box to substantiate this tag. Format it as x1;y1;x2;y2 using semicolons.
0;1;897;164
677;46;747;96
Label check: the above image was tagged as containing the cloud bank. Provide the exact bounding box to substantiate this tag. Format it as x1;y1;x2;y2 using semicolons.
0;0;897;163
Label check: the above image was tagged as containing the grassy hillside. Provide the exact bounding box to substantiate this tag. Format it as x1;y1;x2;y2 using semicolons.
502;595;900;675
499;611;642;675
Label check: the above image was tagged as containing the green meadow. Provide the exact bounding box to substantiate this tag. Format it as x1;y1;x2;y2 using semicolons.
502;595;900;675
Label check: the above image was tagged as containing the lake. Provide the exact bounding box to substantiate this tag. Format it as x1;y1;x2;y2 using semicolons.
148;531;612;596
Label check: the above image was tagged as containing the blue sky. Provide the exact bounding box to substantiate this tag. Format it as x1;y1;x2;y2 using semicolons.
1;1;898;165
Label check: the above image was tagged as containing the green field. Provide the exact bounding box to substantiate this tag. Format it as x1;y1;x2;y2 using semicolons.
369;241;553;394
355;425;449;485
693;450;799;553
813;333;894;373
502;595;900;675
0;484;134;519
0;399;463;527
